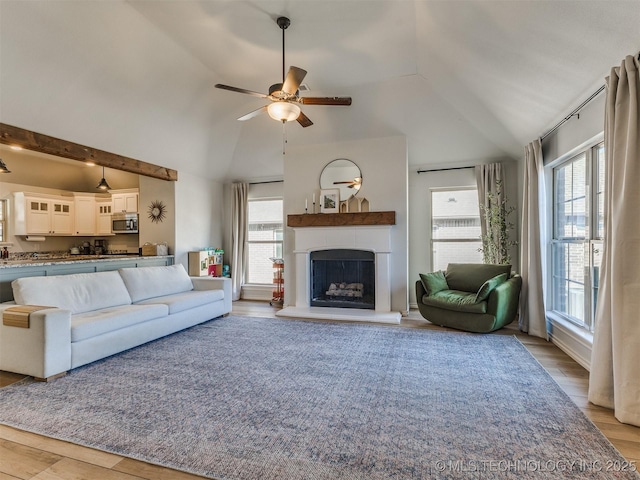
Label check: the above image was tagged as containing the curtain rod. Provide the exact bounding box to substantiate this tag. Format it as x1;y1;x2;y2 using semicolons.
249;179;284;185
540;85;605;141
540;52;640;141
417;166;474;174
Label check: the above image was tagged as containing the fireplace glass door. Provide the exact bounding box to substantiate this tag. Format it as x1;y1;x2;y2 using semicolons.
310;249;375;309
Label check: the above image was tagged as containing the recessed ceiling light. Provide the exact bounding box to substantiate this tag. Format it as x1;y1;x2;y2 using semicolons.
10;145;23;151
85;161;96;167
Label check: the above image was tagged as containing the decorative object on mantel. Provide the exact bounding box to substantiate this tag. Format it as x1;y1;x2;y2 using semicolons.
287;211;395;227
340;196;370;213
319;189;339;214
147;200;167;223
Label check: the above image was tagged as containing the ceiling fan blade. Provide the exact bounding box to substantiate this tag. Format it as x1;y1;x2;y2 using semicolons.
300;97;352;106
238;105;268;121
296;110;313;128
282;66;307;96
215;84;268;99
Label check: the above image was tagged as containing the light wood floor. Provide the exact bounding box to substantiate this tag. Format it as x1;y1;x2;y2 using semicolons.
1;301;638;479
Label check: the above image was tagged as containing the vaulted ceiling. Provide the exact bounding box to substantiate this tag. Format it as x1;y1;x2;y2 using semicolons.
1;1;639;182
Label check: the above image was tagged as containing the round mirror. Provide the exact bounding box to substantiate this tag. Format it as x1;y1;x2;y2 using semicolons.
319;158;362;202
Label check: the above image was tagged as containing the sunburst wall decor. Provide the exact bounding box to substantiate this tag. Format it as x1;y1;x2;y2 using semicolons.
147;200;167;224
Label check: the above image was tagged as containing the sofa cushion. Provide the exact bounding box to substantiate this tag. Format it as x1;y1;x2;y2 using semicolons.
119;264;194;303
135;289;224;314
71;304;169;342
445;263;511;292
419;271;448;296
421;290;488;314
475;273;509;302
12;271;132;314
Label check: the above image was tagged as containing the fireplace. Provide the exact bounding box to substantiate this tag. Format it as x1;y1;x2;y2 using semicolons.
310;249;375;310
276;224;401;324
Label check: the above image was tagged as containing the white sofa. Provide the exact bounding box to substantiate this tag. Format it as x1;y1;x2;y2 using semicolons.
0;264;231;380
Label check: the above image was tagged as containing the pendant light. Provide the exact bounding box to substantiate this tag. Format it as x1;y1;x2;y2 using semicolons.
96;166;111;190
0;158;11;173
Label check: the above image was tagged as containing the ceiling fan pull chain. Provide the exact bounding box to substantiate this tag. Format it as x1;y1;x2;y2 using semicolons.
282;120;287;155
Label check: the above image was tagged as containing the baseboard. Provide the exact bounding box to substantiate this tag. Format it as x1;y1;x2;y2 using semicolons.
241;285;273;302
547;315;593;371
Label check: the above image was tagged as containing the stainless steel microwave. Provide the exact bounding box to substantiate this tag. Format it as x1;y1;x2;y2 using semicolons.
112;213;138;234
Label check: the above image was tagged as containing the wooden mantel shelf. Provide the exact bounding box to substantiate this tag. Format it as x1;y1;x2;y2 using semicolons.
287;211;395;227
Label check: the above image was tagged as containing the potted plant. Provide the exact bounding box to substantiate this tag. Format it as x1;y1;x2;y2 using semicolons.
479;179;517;265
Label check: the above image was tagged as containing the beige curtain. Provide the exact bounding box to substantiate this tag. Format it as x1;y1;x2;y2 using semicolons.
589;55;640;427
519;139;547;338
230;183;248;301
475;162;504;263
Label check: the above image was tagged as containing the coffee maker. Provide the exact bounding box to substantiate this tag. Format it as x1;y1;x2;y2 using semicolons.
94;239;107;255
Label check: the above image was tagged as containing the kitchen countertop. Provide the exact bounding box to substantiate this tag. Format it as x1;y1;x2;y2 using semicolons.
0;255;174;269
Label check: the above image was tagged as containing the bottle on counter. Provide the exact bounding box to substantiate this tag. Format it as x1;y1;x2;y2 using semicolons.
1;247;9;259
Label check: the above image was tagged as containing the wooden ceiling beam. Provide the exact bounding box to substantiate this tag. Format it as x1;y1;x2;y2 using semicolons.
0;123;178;182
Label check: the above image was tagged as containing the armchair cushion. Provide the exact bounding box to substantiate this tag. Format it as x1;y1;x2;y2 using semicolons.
422;290;488;314
475;273;509;303
419;271;448;295
445;263;511;292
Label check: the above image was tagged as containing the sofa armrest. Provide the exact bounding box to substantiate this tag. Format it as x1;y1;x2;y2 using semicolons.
0;305;72;379
415;279;427;303
191;277;232;314
486;274;522;324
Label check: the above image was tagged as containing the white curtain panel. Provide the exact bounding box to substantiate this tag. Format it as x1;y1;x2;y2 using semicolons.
589;55;640;427
475;162;504;261
519;139;547;339
230;183;248;301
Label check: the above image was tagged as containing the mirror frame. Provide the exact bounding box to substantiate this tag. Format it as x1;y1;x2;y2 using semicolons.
319;158;362;202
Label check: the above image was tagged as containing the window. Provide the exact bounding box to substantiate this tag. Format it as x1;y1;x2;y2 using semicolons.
431;188;482;271
550;142;603;331
246;199;283;284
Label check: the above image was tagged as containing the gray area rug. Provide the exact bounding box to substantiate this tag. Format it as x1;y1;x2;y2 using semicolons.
0;316;637;479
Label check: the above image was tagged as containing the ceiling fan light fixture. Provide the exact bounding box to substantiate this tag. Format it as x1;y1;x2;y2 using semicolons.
267;101;300;122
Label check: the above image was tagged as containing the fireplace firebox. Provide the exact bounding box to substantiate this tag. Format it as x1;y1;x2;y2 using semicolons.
310;249;375;309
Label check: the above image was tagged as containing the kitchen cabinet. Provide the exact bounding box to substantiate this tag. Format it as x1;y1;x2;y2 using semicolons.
96;198;113;235
12;192;118;237
73;194;97;235
111;190;138;213
13;193;74;235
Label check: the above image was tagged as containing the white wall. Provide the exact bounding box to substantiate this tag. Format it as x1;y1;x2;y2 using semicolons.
283;135;409;314
138;176;176;254
174;172;224;271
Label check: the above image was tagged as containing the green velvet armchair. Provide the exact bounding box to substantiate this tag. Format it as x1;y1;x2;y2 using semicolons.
415;263;522;333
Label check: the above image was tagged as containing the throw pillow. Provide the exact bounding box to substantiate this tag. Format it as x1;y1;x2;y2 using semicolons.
419;271;449;296
475;273;508;303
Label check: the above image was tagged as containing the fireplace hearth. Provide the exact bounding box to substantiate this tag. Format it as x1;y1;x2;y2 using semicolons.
310;249;375;310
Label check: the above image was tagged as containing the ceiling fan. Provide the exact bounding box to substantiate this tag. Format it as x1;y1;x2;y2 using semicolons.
333;177;362;190
215;16;352;128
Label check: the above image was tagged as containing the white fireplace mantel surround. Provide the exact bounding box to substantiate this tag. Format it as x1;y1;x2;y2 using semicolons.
276;225;401;324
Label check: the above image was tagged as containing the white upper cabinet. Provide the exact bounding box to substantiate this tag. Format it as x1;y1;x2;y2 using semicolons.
13;193;74;236
96;198;113;235
73;194;97;236
111;189;139;213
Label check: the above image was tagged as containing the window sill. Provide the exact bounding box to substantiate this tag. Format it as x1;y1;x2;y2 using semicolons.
547;312;593;371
